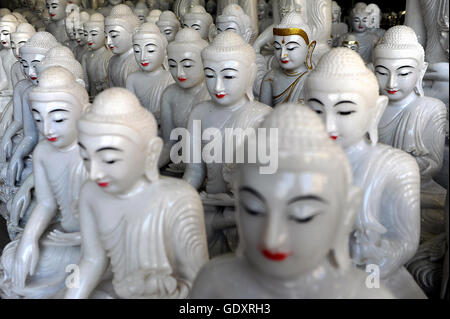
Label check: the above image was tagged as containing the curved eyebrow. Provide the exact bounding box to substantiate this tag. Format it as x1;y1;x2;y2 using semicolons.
375;65;388;70
221;68;238;72
287;195;328;205
31;108;40;114
286;41;301;46
108;30;119;34
334;100;356;106
204;67;214;72
307;98;324;105
78;142;86;150
96;147;123;153
168;58;176;63
49;109;69;114
397;65;414;70
239;186;266;203
181;58;194;63
192;24;201;28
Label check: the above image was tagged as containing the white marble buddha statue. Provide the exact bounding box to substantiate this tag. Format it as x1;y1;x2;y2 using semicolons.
191;103;393;299
158;0;173;11
305;47;425;299
64;87;208;299
146;9;162;24
367;3;385;38
182;31;271;256
182;5;213;41
257;0;272;34
373;26;447;193
133;1;149;24
146;0;160;10
105;4;140;88
45;0;70;44
159;28;209;168
125;22;174;123
260;12;316;107
173;0;204;20
156;10;181;43
64;10;78;52
0;66;89;299
73;11;89;63
331;1;348;47
97;0;123;16
338;2;379;63
83;13;113;97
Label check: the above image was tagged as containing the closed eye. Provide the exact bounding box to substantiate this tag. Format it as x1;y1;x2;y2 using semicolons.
337;111;355;116
289;215;316;223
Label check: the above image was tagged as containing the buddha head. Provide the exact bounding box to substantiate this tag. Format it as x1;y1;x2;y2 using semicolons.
108;0;124;5
341;34;359;52
331;1;341;23
46;0;68;22
10;23;36;60
351;2;370;33
366;3;381;29
29;66;89;149
85;13;106;51
146;9;162;24
41;9;51;26
216;4;252;44
257;0;268;20
26;0;37;9
65;10;77;41
75;11;89;46
373;26;427;102
182;5;213;40
159;0;171;11
146;0;158;10
167;28;208;89
133;1;149;23
132;22;167;72
36;45;86;87
273;12;316;72
19;31;58;85
305;48;388;149
156;10;180;43
105;4;140;55
201;31;256;106
34;0;46;17
235;103;361;279
0;14;19;49
78;87;163;194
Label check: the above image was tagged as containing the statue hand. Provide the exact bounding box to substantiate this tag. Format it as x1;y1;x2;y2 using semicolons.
199;191;235;207
46;230;81;246
13;238;39;288
1;137;13;163
9;178;34;229
7;152;24;186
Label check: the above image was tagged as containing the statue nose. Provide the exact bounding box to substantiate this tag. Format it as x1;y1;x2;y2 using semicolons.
388;73;397;89
326;115;338;134
263;214;287;251
215;76;225;93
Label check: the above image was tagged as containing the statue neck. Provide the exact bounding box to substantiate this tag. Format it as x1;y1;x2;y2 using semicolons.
388;90;418;107
214;95;249;110
283;63;308;76
115;176;152;199
55;140;78;153
185;80;206;95
119;47;134;59
54;18;65;28
344;138;372;163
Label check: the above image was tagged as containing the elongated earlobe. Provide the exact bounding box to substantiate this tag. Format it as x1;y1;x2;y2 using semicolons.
368;95;388;145
415;62;428;97
145;136;163;182
245;63;257;101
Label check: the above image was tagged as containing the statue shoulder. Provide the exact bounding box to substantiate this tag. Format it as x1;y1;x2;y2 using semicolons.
158;176;201;202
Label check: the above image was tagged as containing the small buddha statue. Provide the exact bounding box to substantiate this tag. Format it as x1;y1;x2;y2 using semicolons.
133;1;149;24
173;0;204;20
331;1;348;47
260;12;316;107
64;10;79;52
159;28;210;168
125;22;174;123
73;11;90;63
182;5;213;41
367;3;385;38
45;0;70;44
64;88;208;299
305;47;425;299
156;10;181;43
257;0;272;35
83;13;113;97
182;31;271;256
191;104;393;299
338;3;379;63
146;0;159;10
145;9;162;24
0;66;89;299
97;0;123;16
373;26;447;193
105;4;140;88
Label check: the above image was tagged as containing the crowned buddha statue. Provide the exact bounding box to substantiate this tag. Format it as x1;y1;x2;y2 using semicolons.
331;1;348;47
156;10;181;43
182;31;271;256
125;22;174;124
0;66;89;299
338;3;379;63
373;26;447;195
73;11;89;63
146;9;162;24
45;0;70;44
64;87;208;299
182;5;213;41
83;13;113;98
133;1;149;24
97;0;123;16
159;28;210;169
260;12;316;107
105;4;140;88
367;3;385;38
191;104;394;299
305;47;425;299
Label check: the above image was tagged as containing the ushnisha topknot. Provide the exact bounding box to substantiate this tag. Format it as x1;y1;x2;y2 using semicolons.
133;22;168;47
78;88;158;147
156;10;180;28
105;4;140;34
84;12;105;30
217;4;251;32
146;9;162;24
13;22;36;36
29;66;89;111
134;1;150;16
202;30;256;65
0;9;11;18
183;5;213;26
273;11;311;45
0;14;19;26
168;27;208;53
373;25;425;65
19;31;59;55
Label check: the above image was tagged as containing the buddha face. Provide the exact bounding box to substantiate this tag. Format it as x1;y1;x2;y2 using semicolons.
146;0;157;10
203;59;252;106
258;2;267;20
31;100;82;149
105;25;133;55
135;11;147;24
65;20;76;40
108;0;123;5
168;49;204;89
76;26;88;46
133;36;165;72
158;25;178;43
352;13;369;33
216;20;240;35
34;3;46;17
20;52;46;84
10;33;32;60
238;164;344;279
274;35;308;72
0;24;16;48
46;0;66;22
27;0;37;9
332;8;340;23
306;87;375;149
78;133;148;195
87;25;105;50
374;58;421;102
183;18;210;40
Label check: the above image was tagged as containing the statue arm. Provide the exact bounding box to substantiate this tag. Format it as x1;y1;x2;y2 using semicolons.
0;58;7;91
65;184;107;299
404;0;427;47
159;88;175;168
259;72;273;106
253;24;273;54
0;87;24;162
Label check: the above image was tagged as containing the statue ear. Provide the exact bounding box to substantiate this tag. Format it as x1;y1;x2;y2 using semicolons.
144;136;163;183
245;62;257;101
243;27;253;44
330;185;362;272
415;61;428;97
368;95;388;145
76;78;86;88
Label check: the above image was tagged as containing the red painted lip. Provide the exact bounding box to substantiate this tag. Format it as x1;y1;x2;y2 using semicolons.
387;89;398;94
330;135;338;140
97;182;109;188
88;42;93;45
31;76;37;80
109;46;115;49
51;13;55;17
1;42;6;45
77;40;81;43
281;59;289;64
141;62;149;66
359;26;364;29
262;249;291;261
178;77;187;82
48;137;57;142
215;93;226;99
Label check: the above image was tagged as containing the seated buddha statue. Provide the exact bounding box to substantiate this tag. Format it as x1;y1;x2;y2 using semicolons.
10;23;36;88
156;10;181;43
331;1;348;47
182;5;213;41
45;0;70;44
